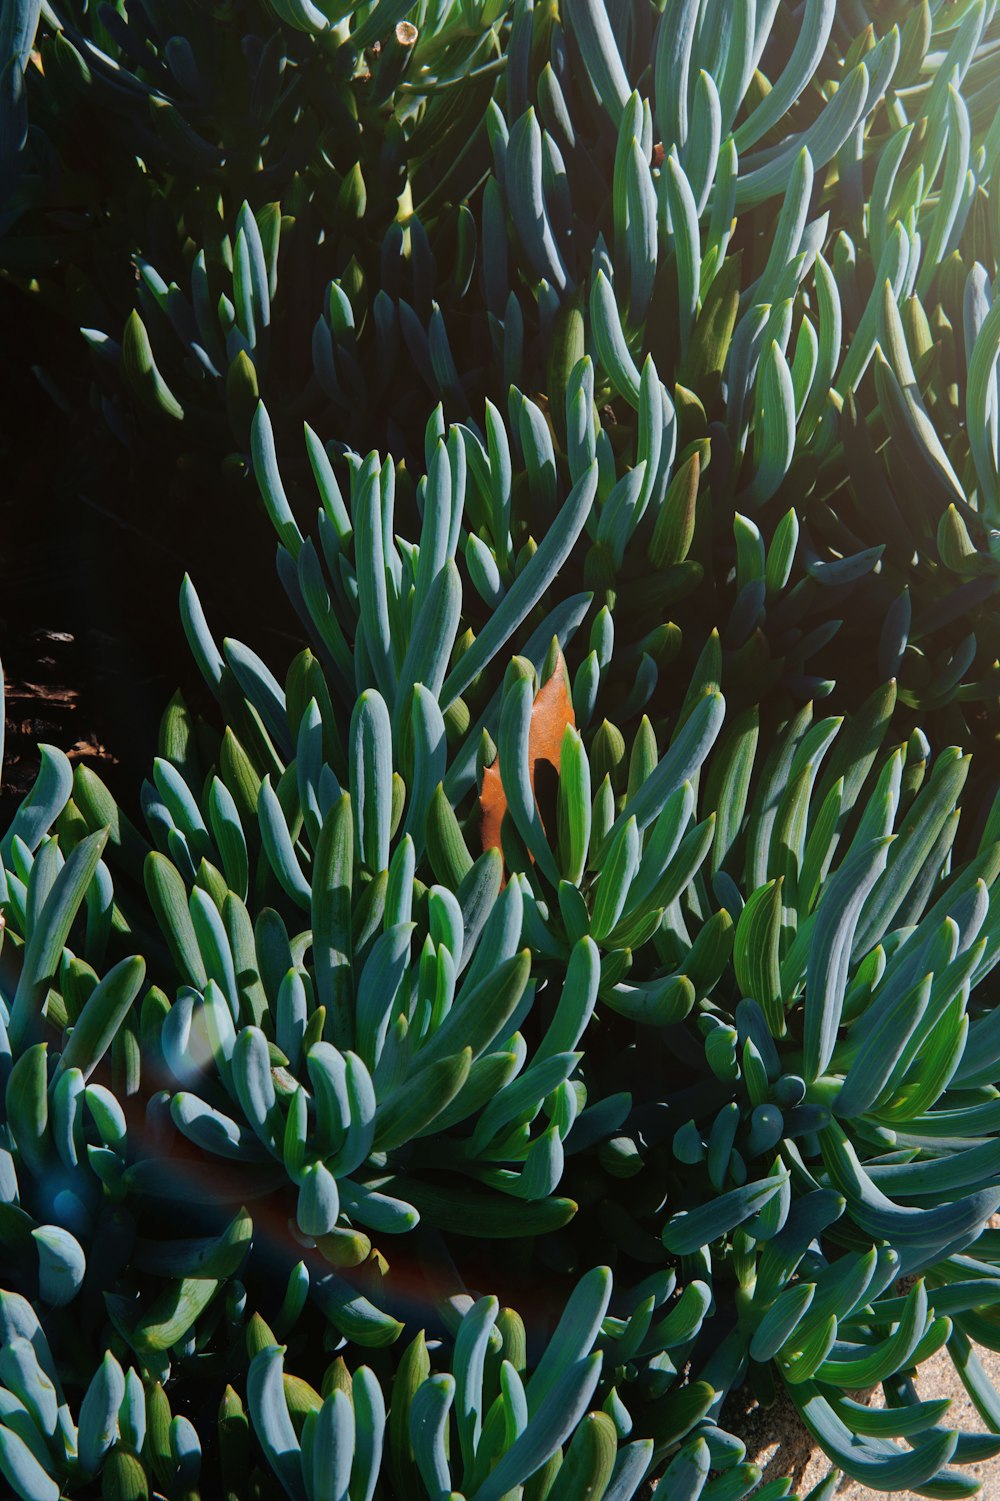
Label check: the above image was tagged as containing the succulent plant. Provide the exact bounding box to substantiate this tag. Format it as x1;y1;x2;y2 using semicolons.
11;0;1000;740
6;0;1000;1498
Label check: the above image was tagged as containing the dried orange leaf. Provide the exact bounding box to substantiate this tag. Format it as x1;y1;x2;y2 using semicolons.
480;652;575;864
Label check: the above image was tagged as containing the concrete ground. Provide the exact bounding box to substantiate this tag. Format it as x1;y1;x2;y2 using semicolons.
726;1345;1000;1499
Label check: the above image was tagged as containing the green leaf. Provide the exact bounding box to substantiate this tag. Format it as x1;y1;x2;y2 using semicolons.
452;1295;498;1474
751;341;796;504
644;1381;715;1456
967;291;1000;522
144;852;207;988
472;1051;580;1152
734;62;870;211
590;817;639;941
1;745;72;861
556;727;592;886
757;148;814;311
562;0;629;125
659;1437;710;1501
385;1179;576;1238
733;880;784;1037
649;450;702;570
354;458;395;708
54;954;145;1083
626;140;657;326
736;1;836;151
258;777;310;911
686;253;741;394
122;310;183;421
418;950;530;1070
409;1373;454;1499
297;1161;341;1239
350;691;393;874
32;1225;86;1308
373;1049;472;1151
591;271;641;406
651;1280;712;1350
804;837;891;1080
545;1410;617;1501
356;923;413;1071
246;1347;306;1501
706;707;758;877
316;1261;405;1343
854;748;970;954
133;1274;220;1354
750;1282;816;1363
505;109;569;293
820;1124;1000;1261
791;1386;957;1491
703;137;738;287
10;829;109;1051
875;288;965;509
603;974;695;1027
441;464;598;709
916;85;969;301
840;966;934;1116
249;403;303;561
608;691;725;846
662;1171;790;1254
0;1424;59;1501
131;1207;253;1281
663;153;700;358
652;0;697;151
5;1045;48;1179
472;1355;602;1501
536;937;600;1064
815;1281;931;1388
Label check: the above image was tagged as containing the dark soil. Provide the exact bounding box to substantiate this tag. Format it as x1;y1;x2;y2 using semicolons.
1;278;300;826
1;626;119;817
2;281;168;821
